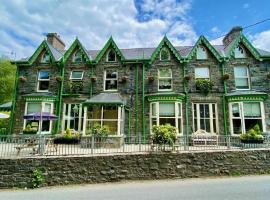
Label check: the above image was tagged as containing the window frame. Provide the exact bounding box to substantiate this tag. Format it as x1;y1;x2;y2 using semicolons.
234;46;246;59
73;51;83;63
37;70;50;92
62;103;84;133
103;70;118;91
106;49;116;62
150;102;183;135
234;66;250;90
70;70;84;80
159;48;170;61
194;67;210;80
196;46;208;60
192;103;219;134
229;101;266;135
41;52;50;63
158;68;173;91
23;102;54;134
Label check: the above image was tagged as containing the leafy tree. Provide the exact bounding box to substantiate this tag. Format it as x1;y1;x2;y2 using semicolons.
0;59;16;104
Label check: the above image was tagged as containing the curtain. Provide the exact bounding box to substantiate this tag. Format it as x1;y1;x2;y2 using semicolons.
244;103;261;117
27;103;41;114
159;103;175;116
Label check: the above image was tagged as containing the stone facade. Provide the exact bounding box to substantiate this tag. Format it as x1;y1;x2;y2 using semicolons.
1;150;270;188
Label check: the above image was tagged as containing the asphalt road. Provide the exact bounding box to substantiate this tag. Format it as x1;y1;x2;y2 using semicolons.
1;176;270;200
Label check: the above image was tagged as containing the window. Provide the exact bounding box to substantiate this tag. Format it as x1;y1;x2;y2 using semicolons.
107;49;116;62
150;102;182;134
24;102;53;133
73;51;82;62
234;46;246;58
234;66;250;90
160;48;170;61
86;105;122;135
70;71;84;80
158;69;172;91
196;46;207;60
104;70;118;91
63;104;84;132
230;102;265;135
37;71;50;92
41;52;50;63
195;67;210;80
192;103;218;134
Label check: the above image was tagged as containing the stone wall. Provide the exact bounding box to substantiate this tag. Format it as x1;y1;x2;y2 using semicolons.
1;150;270;188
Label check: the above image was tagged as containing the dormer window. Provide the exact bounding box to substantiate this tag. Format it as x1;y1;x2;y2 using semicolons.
234;46;246;58
107;49;116;62
73;51;82;63
196;46;207;60
41;52;50;63
160;48;170;61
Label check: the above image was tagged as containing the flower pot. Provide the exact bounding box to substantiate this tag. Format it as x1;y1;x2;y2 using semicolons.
184;75;192;81
147;76;154;82
91;76;97;82
19;76;27;82
222;73;230;81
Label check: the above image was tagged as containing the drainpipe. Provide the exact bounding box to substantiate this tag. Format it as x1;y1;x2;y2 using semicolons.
125;106;131;143
221;61;228;135
142;63;145;143
135;64;139;142
89;63;93;97
9;64;19;134
183;61;189;136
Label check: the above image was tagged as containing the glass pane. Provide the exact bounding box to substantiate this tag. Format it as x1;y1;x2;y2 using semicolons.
41;120;50;131
42;53;50;62
178;118;182;133
89;106;102;119
205;119;210;132
159;118;176;127
233;119;242;134
196;46;207;59
212;104;216;118
103;106;118;120
103;121;117;134
159;79;172;90
204;104;210;118
27;103;41;114
232;103;240;117
39;71;50;79
70;104;80;130
105;80;117;90
44;104;51;113
178;103;181;117
74;52;82;62
108;50;116;61
199;104;205;118
106;71;117;79
195;67;209;79
160;49;169;60
234;67;248;77
39;81;49;90
235;46;245;58
27;120;39;131
244;103;261;117
200;119;205;130
152;103;156;116
71;71;83;79
244;119;262;132
159;69;171;77
235;78;248;89
159;103;175;117
151;118;157;126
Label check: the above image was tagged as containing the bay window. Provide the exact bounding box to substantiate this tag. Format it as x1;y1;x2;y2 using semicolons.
192;103;218;134
234;66;250;90
150;102;182;134
158;69;172;91
229;102;265;135
63;104;84;132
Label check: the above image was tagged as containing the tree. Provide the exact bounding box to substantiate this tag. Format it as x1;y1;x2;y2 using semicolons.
0;59;16;104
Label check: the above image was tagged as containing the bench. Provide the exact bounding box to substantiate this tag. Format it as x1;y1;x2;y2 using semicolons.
192;130;218;146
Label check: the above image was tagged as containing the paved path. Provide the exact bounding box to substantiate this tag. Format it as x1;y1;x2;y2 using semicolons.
1;176;270;200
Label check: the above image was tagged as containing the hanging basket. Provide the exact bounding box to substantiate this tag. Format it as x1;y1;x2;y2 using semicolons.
147;75;154;82
91;76;97;82
121;76;128;83
184;75;192;81
221;73;230;81
19;76;27;82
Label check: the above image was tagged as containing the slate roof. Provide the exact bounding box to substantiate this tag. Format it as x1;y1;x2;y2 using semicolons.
46;41;64;61
84;93;126;105
0;102;12;111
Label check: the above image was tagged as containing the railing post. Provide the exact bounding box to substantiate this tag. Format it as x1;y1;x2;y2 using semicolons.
139;134;142;152
91;135;94;154
184;135;188;151
227;135;231;150
122;136;125;153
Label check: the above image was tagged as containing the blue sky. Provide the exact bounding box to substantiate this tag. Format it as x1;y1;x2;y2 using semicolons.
0;0;270;59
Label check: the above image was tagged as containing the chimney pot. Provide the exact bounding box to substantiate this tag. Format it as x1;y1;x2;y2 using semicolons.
222;26;243;46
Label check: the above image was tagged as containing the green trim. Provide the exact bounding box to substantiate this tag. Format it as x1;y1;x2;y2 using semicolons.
221;62;228;135
95;36;125;64
149;36;182;64
226;33;261;60
83;102;123;106
186;35;222;62
9;64;19;134
28;40;57;65
135;64;139;140
147;93;185;102
183;62;190;136
23;96;56;102
63;38;90;63
142;63;146;142
125;106;131;143
226;94;267;102
62;94;80;97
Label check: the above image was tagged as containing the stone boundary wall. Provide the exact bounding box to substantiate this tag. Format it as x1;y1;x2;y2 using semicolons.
1;150;270;188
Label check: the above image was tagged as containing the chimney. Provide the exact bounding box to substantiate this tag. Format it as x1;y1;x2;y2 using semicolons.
46;33;65;51
222;26;243;46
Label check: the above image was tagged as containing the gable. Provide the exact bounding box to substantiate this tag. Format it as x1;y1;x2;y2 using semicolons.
150;36;182;64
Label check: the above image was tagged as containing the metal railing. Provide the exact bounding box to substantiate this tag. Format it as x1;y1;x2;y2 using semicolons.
0;134;269;158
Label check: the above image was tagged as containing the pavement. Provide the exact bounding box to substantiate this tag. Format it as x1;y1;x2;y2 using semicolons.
1;175;270;200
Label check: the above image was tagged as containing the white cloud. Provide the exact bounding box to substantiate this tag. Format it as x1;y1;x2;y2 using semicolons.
252;29;270;51
0;0;197;59
243;3;249;9
210;26;220;34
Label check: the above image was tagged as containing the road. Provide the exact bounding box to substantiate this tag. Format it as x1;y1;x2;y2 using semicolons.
1;176;270;200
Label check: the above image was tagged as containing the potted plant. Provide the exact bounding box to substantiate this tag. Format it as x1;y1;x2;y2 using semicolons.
195;79;213;95
184;75;192;81
147;75;155;82
221;73;230;81
91;76;97;82
68;81;83;93
90;123;110;148
22;125;37;135
19;76;27;82
53;128;80;144
151;124;177;151
239;124;264;144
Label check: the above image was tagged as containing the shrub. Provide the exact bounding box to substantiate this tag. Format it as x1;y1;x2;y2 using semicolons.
240;124;264;142
53;128;80;144
32;169;44;188
195;79;213;94
89;123;110;137
152;124;177;146
23;124;37;135
68;81;83;93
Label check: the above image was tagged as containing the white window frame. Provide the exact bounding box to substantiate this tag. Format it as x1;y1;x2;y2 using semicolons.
192;103;219;134
41;52;50;63
234;46;246;58
23;102;54;134
229;101;266;136
83;105;123;135
73;51;83;63
196;46;208;60
37;70;50;92
234;66;250;90
159;48;170;61
106;49;116;62
62;103;83;133
158;68;173;91
195;67;210;80
150;102;183;135
70;71;84;80
104;70;118;91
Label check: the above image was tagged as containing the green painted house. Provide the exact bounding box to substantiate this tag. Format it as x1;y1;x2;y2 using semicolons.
10;27;270;140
